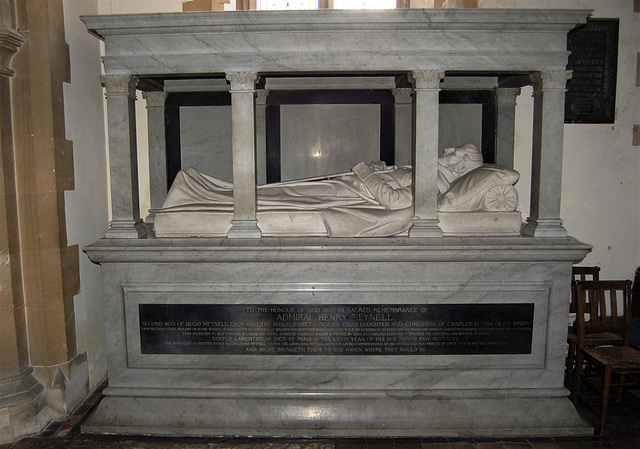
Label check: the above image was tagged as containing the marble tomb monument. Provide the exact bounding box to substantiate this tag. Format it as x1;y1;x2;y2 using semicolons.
82;8;593;437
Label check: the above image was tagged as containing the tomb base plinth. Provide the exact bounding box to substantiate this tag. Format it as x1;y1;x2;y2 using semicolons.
83;389;589;437
83;237;592;437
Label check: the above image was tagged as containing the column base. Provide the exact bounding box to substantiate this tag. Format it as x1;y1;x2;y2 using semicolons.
408;218;443;238
144;209;161;238
106;220;147;239
227;220;262;239
145;208;160;224
522;218;567;238
0;368;57;445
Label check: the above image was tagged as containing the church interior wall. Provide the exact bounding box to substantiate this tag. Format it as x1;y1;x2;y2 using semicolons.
45;0;640;439
480;0;639;280
60;0;107;396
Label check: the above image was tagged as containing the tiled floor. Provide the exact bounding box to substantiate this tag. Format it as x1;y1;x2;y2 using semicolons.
2;387;639;449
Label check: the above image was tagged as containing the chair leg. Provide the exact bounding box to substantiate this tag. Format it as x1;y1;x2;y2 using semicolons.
566;339;576;390
572;350;584;404
599;366;612;436
616;374;626;404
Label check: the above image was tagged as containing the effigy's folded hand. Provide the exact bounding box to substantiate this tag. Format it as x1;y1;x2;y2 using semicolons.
351;162;412;210
351;162;368;174
368;161;387;171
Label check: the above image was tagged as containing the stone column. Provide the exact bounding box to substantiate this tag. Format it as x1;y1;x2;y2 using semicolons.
522;71;571;238
101;74;146;239
0;19;36;446
226;71;261;238
495;87;521;169
391;88;413;166
142;91;168;228
255;89;269;186
408;70;444;238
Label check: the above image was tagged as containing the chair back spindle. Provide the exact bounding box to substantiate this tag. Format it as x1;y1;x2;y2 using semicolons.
574;280;632;347
570;266;601;314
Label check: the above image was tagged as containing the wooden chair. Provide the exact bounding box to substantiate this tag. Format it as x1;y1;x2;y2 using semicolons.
632;267;640;320
566;266;602;389
571;279;639;435
572;266;602;283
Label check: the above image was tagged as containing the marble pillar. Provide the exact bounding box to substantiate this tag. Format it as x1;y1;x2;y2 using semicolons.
142;91;168;227
226;71;261;238
522;71;571;238
101;74;146;239
255;89;269;186
408;70;444;237
392;87;413;166
495;87;520;170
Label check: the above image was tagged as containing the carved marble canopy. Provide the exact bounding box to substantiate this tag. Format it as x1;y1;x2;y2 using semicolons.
83;9;589;75
82;9;590;239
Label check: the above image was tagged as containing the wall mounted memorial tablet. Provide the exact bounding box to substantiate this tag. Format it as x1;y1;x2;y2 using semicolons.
565;18;619;124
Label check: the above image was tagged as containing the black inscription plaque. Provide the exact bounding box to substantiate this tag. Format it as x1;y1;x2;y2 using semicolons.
565;18;619;124
139;303;534;356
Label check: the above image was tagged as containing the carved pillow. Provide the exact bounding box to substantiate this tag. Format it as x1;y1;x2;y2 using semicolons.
438;165;520;212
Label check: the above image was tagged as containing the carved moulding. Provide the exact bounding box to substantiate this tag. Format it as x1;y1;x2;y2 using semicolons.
0;25;25;77
409;69;445;90
226;71;259;92
530;70;572;93
100;74;139;97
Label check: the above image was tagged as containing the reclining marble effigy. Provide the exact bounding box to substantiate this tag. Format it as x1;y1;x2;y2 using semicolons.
154;143;522;237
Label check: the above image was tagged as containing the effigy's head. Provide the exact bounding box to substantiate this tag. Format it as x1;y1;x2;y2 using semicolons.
438;143;483;177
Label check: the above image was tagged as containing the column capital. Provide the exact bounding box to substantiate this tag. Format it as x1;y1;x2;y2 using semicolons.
226;71;259;92
100;74;139;98
391;88;412;104
255;89;270;105
530;70;572;92
409;70;445;90
0;26;25;77
496;87;521;106
142;91;168;108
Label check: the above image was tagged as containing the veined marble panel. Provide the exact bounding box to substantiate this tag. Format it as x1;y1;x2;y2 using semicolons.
439;104;483;151
280;104;380;181
82;10;590;76
83;238;591;437
180;105;233;181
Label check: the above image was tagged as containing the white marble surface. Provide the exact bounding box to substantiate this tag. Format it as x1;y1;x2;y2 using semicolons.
523;71;572;238
83;237;591;437
439;104;482;151
143;91;168;220
495;88;521;169
101;74;146;238
410;70;442;237
227;71;261;237
84;395;588;437
82;9;589;75
180;105;233;182
81;8;593;437
85;8;590;239
280;104;380;181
